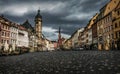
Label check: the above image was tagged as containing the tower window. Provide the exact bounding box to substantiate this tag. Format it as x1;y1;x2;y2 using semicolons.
119;21;120;27
114;1;116;3
115;23;117;28
117;11;120;15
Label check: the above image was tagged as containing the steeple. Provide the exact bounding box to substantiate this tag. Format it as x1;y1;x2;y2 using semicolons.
35;9;42;19
22;19;34;32
58;26;62;48
59;26;61;34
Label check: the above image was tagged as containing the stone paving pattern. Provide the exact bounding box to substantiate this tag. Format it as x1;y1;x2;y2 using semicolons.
0;51;120;74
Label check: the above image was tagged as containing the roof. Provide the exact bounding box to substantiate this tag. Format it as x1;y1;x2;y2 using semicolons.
22;20;34;32
0;15;11;26
35;10;42;19
115;1;120;10
11;23;18;28
86;13;98;29
18;25;27;31
104;0;120;16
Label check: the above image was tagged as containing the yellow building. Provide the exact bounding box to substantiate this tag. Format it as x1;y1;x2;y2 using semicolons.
113;2;120;49
63;38;72;50
97;0;119;50
103;0;119;50
97;13;105;50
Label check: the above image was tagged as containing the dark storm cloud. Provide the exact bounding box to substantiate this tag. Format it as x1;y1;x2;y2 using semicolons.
0;0;109;36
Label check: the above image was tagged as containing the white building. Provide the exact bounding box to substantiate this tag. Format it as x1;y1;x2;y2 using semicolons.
17;25;29;47
45;39;55;51
71;28;84;48
10;23;18;45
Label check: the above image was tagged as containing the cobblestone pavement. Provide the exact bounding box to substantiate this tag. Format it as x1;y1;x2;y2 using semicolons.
0;51;120;74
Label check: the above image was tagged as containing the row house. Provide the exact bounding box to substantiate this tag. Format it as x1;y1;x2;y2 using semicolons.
80;27;90;49
97;0;119;50
97;7;106;50
10;23;18;45
78;14;98;50
22;20;37;52
63;38;72;50
92;21;98;48
79;31;86;48
0;16;29;48
81;28;87;48
17;25;29;47
0;16;11;45
63;28;84;50
71;28;84;48
113;2;120;49
87;14;98;49
72;0;120;50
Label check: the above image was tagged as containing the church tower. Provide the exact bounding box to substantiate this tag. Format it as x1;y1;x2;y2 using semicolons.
35;9;43;50
58;27;62;48
35;9;42;39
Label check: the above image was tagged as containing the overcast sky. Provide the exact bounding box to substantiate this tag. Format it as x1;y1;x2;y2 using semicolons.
0;0;109;40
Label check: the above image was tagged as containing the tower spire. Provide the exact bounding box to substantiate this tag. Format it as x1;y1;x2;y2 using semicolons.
38;9;40;13
35;9;42;19
59;26;61;34
58;26;62;48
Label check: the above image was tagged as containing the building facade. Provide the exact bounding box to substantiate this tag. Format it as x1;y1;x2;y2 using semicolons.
35;10;44;51
92;21;98;49
96;0;120;50
57;27;62;49
10;23;18;45
63;38;72;50
17;25;29;47
0;16;11;45
113;2;120;49
22;20;37;52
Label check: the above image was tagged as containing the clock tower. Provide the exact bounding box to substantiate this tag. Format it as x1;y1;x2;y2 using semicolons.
35;10;42;38
35;9;43;50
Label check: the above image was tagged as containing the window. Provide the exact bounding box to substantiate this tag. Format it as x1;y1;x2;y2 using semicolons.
111;25;113;29
2;32;4;36
6;26;7;29
116;31;120;38
118;11;120;15
112;34;113;39
1;39;4;43
4;40;6;43
109;26;111;31
119;21;120;27
7;40;9;44
2;25;4;29
5;32;6;36
115;23;117;28
7;33;9;37
119;32;120;38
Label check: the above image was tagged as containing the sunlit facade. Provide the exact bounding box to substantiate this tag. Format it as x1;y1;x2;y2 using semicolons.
113;2;120;49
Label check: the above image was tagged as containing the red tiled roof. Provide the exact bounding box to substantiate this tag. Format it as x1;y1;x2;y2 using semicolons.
18;25;27;31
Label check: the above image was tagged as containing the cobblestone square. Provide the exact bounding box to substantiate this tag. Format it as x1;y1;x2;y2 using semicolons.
0;51;120;74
